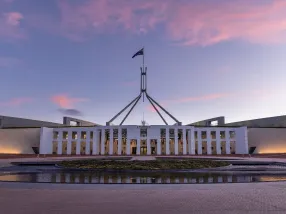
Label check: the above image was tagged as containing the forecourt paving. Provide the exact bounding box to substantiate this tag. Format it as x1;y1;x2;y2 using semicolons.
1;182;286;214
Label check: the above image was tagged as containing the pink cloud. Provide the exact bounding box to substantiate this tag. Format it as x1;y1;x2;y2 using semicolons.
0;11;26;40
146;93;229;112
4;12;23;26
0;97;33;107
166;0;286;46
51;94;88;108
145;89;274;112
53;0;286;45
147;105;156;113
147;102;168;113
172;93;229;103
2;1;286;46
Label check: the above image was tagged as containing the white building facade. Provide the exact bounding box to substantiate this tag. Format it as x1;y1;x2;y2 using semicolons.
39;125;248;155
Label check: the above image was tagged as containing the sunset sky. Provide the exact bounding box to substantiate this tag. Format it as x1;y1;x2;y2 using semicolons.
1;0;286;126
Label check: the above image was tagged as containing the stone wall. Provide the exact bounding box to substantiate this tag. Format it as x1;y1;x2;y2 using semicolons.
0;128;40;154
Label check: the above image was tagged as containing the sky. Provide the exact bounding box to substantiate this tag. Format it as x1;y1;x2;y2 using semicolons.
1;0;286;126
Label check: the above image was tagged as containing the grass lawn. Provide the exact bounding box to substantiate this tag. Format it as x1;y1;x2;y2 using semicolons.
59;159;229;170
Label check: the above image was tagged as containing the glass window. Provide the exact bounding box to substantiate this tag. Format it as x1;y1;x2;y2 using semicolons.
81;131;86;139
63;131;68;140
229;131;235;138
201;131;207;139
211;131;216;139
220;131;225;139
72;132;77;140
53;131;59;139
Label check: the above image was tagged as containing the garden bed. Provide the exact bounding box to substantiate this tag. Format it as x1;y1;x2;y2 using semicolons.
59;159;229;170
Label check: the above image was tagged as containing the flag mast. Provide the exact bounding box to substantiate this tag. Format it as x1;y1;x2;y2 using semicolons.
143;46;145;70
106;47;182;126
142;47;145;102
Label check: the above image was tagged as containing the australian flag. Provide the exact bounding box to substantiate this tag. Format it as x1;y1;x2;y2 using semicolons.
132;48;144;58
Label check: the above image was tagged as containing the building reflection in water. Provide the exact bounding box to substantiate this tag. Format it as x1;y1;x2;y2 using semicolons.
1;172;286;184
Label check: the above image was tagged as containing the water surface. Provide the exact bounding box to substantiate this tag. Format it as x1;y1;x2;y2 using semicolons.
1;171;286;184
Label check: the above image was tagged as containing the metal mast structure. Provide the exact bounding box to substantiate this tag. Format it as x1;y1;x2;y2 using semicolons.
106;48;182;126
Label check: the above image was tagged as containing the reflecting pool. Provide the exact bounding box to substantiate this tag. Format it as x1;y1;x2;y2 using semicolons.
1;171;286;184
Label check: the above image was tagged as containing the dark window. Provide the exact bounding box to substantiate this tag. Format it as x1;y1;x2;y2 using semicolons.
202;147;205;150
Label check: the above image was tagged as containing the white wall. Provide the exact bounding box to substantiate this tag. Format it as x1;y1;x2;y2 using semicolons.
0;128;40;154
39;127;53;155
40;125;248;155
248;128;286;154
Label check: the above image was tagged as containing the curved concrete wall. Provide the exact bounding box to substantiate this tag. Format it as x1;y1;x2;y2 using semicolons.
248;128;286;154
0;128;40;154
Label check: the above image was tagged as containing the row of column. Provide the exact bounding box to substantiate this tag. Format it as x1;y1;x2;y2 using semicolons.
41;174;245;184
55;128;233;155
56;130;100;155
38;174;252;184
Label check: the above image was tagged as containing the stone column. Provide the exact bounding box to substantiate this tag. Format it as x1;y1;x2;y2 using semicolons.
174;128;178;155
189;129;195;155
100;129;105;155
109;128;113;155
76;131;81;155
226;130;231;154
92;130;98;155
85;131;90;155
126;138;131;155
197;130;202;155
165;128;170;155
118;128;122;155
157;138;161;155
206;130;212;155
182;129;187;155
216;130;221;155
57;131;63;155
147;138;151;155
136;137;141;155
67;131;72;155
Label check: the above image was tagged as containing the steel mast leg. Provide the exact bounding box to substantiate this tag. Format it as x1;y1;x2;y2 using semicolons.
146;95;168;125
106;93;142;126
120;94;142;125
146;93;182;125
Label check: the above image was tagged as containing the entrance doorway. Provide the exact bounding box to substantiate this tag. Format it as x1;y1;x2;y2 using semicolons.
132;147;136;155
140;146;147;155
151;147;156;155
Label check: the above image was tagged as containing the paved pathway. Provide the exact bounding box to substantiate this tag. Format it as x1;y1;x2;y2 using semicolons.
131;156;156;161
1;182;286;213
